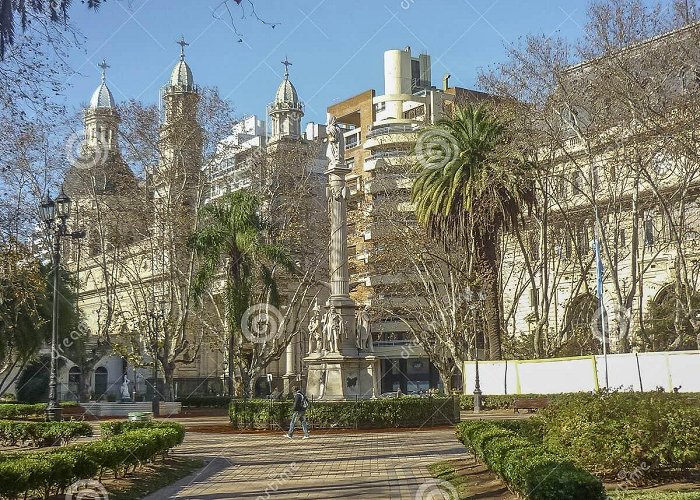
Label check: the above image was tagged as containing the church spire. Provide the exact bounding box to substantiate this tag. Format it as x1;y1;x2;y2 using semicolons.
177;35;189;61
99;59;109;83
269;56;304;142
282;56;292;79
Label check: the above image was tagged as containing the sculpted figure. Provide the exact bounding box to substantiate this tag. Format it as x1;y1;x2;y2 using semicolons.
356;305;374;351
307;304;322;354
325;114;345;167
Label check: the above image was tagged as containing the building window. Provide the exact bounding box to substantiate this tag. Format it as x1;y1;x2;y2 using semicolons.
529;288;539;308
404;105;425;120
345;132;360;150
644;216;655;247
576;224;590;255
572;170;583;195
374;102;386;113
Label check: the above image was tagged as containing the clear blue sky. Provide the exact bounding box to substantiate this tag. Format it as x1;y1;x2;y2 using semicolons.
63;0;589;125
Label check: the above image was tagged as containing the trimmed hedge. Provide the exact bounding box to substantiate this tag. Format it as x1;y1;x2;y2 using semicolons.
0;420;92;447
229;397;460;430
539;392;700;475
100;420;186;441
0;421;185;499
456;420;605;500
0;402;81;420
459;391;700;411
177;396;231;408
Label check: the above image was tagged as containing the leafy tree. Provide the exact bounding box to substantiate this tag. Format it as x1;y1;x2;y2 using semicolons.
0;241;80;399
411;104;534;360
189;190;295;396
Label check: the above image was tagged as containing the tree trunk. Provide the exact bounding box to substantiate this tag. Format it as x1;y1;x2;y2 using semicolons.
162;362;175;401
227;339;235;397
476;231;503;360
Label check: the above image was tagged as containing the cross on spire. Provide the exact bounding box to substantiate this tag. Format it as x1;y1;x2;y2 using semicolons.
98;59;109;82
281;56;292;78
177;36;189;60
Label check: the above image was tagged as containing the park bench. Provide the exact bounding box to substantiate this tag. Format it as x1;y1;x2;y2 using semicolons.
512;397;549;413
62;405;87;421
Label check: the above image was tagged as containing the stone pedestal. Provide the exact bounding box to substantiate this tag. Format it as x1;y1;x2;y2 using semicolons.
305;353;380;400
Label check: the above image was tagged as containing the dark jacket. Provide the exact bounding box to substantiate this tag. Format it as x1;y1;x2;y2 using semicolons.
293;391;306;412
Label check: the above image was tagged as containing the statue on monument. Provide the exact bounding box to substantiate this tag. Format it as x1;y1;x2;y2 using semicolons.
325;114;345;167
307;302;323;354
322;306;344;353
356;305;374;352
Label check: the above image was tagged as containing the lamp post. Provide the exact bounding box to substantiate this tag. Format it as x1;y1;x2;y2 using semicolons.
148;308;165;417
40;188;84;422
466;286;486;413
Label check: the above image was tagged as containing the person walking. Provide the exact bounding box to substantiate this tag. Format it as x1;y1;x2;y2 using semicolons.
284;386;309;439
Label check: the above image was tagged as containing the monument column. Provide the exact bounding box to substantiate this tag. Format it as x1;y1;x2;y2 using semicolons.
283;338;295;395
302;114;379;400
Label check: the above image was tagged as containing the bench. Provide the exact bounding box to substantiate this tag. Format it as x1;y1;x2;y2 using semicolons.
512;397;549;413
62;405;87;421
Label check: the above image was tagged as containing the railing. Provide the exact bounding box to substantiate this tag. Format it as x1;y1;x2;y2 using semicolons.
365;150;411;161
366;123;421;139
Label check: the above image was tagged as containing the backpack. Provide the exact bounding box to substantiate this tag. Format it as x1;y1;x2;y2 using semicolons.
302;394;310;409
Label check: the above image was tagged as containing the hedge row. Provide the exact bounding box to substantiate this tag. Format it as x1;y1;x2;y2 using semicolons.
0;420;92;447
100;420;186;441
456;421;605;500
459;391;700;411
539;391;700;475
230;397;460;430
176;396;231;408
0;402;80;420
0;421;185;499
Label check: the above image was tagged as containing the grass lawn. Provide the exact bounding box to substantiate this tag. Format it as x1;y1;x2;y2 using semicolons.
103;456;203;500
428;459;515;499
607;491;700;499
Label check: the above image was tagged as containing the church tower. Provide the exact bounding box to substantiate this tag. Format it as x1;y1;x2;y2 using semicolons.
158;37;203;191
268;57;304;143
84;60;120;152
63;60;139;258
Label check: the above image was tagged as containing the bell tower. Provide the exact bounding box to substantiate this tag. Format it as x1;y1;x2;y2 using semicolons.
158;36;203;190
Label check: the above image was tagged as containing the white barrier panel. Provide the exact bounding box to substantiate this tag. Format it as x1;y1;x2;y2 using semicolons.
518;357;596;394
463;350;700;395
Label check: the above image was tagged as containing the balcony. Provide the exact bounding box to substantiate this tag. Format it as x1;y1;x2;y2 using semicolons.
366;123;421;139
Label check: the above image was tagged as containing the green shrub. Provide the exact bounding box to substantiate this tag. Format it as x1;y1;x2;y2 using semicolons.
0;402;81;420
177;396;230;408
0;420;92;447
100;420;185;442
0;422;185;499
539;392;700;475
456;420;605;500
229;397;460;430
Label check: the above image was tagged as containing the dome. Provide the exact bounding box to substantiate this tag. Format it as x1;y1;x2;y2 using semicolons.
90;60;116;109
274;77;299;106
89;82;116;109
170;59;194;88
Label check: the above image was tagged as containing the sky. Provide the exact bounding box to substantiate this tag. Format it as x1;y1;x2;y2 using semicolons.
61;0;591;126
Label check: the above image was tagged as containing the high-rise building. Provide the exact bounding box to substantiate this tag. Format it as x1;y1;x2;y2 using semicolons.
328;47;489;392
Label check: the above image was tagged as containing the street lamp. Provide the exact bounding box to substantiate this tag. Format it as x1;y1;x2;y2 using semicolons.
466;286;486;413
148;303;166;417
40;187;85;422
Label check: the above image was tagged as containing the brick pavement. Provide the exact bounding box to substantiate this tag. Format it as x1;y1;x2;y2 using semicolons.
145;428;466;499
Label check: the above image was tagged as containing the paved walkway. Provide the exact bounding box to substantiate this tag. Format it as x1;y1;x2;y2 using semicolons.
146;428;466;499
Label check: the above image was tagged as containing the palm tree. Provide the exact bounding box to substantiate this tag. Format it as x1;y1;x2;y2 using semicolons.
411;103;534;360
189;191;294;396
